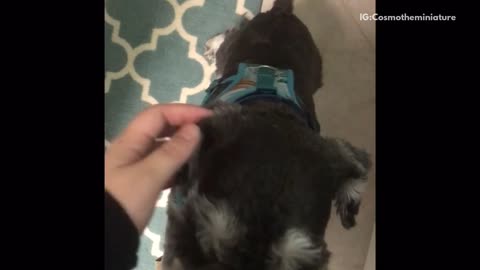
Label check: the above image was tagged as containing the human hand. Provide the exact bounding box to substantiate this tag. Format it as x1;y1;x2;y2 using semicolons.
105;104;212;232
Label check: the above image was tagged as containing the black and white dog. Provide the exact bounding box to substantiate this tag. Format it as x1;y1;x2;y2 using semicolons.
161;1;371;269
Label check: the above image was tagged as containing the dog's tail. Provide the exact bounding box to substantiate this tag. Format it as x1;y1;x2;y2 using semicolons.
271;0;293;14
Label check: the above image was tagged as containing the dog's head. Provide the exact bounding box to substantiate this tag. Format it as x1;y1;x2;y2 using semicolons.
214;0;323;133
218;0;321;88
161;106;371;270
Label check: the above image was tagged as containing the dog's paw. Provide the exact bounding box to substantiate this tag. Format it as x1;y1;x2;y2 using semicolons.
203;32;226;64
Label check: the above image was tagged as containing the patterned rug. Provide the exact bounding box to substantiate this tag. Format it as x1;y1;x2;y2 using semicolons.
105;1;262;269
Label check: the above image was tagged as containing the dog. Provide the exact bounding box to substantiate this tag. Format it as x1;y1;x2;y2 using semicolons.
160;1;371;269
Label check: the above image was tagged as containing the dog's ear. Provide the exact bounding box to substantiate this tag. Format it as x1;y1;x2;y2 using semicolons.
325;138;371;229
311;44;323;90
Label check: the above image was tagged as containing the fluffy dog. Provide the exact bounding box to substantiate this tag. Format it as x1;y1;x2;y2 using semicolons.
161;1;371;269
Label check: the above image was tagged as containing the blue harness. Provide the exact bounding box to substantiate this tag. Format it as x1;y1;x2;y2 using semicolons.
201;63;319;131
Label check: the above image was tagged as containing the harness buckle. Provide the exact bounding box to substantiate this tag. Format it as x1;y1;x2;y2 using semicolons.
256;66;277;94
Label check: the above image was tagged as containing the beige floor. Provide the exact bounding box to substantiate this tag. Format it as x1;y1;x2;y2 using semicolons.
263;1;376;269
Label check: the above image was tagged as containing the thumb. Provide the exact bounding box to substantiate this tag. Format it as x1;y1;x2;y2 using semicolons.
134;124;201;185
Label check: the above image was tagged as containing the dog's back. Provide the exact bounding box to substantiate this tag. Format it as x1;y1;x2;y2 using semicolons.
163;104;370;270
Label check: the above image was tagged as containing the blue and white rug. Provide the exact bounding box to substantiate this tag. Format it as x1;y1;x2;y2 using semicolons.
105;1;262;269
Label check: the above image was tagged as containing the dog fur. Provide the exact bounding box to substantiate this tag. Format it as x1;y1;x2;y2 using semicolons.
161;1;371;269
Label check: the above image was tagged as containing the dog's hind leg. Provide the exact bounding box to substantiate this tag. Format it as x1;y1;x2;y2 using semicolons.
327;138;372;229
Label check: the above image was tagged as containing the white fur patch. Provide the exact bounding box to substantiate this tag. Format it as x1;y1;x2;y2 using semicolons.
192;196;242;259
204;33;226;65
340;177;367;203
272;229;323;270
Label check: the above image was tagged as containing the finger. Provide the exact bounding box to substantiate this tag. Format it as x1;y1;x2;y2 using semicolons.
106;104;211;168
132;124;201;186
